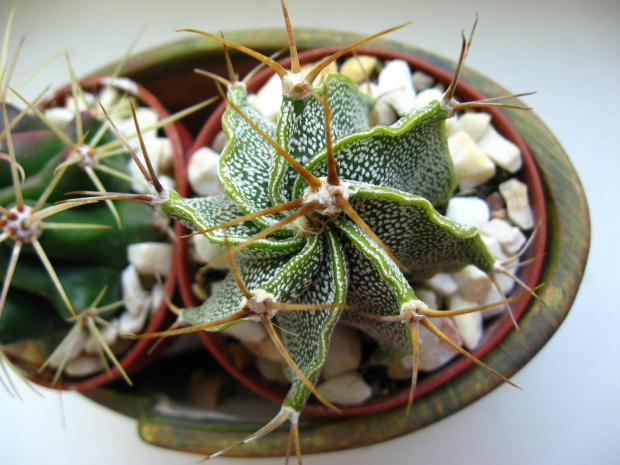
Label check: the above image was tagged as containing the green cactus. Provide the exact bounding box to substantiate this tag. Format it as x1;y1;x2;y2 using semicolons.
102;4;537;461
0;7;192;386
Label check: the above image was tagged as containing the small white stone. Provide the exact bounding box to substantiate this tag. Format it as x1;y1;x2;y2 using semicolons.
250;73;282;121
188;146;221;196
423;272;458;296
316;371;372;406
478;126;522;173
412;287;439;309
368;100;397;126
84;321;119;355
480;286;508;319
480;234;508;261
452;265;492;302
447;294;483;350
97;86;122;111
127;242;173;276
43;107;74;129
246;336;282;362
255;357;288;383
412;70;434;92
480;218;527;255
190;235;231;270
358;81;379;99
64;355;107;377
49;329;89;368
414;88;443;109
455;112;492;141
116;108;159;141
121;265;149;317
499;179;535;230
300;61;338;84
211;131;228;154
340;55;378;83
65;93;97;112
448;131;496;191
222;320;267;345
150;281;167;315
119;302;150;334
321;325;362;379
445;196;491;229
445;115;459;136
401;317;461;372
377;60;417;116
157;175;176;192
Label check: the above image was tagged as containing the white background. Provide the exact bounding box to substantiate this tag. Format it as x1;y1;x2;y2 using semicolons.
1;0;619;464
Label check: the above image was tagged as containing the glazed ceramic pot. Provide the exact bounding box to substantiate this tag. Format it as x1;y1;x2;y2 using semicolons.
4;76;193;391
83;29;589;456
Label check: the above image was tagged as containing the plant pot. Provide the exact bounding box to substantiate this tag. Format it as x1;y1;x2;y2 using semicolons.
184;44;547;418
2;76;193;391
82;29;589;457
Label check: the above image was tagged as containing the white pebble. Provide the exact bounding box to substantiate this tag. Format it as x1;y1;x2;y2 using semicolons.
445;196;490;229
255;357;288;384
188;146;221;196
414;88;443;109
119;302;150;334
455;112;492;141
423;273;458;296
480;286;508;319
43;107;74;129
412;287;439;309
211;130;228;153
49;329;88;368
121;265;149;317
150;281;167;315
116;108;159;141
190;235;231;270
478;126;522;173
340;55;378;83
448;131;496;191
452;265;492;302
222;320;267;345
321;325;362;379
447;294;483;350
369;100;397;126
127;242;173;276
65;93;96;112
64;355;107;377
400;317;461;372
84;321;119;355
377;60;417;116
246;336;282;362
412;70;434;92
316;371;372;406
480;218;527;255
300;61;338;84
249;73;282;121
499;179;535;230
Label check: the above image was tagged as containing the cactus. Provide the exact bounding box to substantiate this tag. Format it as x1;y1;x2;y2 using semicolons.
80;2;539;460
0;6;205;386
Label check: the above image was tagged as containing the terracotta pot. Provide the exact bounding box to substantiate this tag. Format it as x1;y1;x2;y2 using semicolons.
82;29;589;457
5;76;193;391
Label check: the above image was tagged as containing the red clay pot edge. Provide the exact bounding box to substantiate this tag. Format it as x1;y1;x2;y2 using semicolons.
11;76;193;391
178;46;547;417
